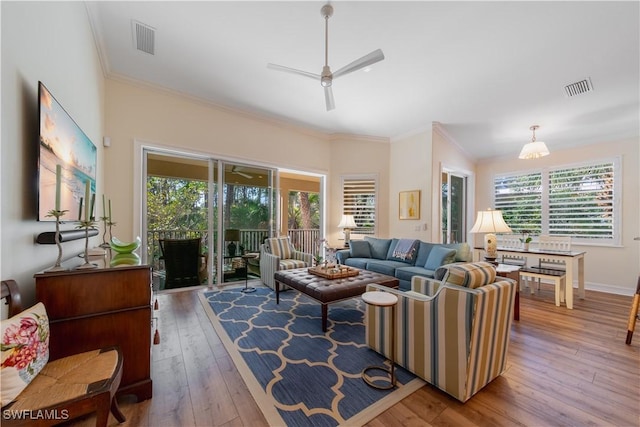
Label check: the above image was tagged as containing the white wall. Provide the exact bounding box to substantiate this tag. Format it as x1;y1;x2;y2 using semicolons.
476;138;639;295
1;2;105;305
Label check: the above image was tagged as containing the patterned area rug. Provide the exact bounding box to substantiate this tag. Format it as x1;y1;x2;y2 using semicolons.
199;286;424;426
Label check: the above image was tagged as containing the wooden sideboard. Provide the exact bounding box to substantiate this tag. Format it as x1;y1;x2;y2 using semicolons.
35;256;153;401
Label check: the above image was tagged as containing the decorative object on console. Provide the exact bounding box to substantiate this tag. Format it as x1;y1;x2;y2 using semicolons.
469;208;512;261
338;214;357;247
225;229;240;257
100;194;112;248
45;164;67;272
77;180;97;270
110;236;141;254
399;190;420;220
519;124;550;160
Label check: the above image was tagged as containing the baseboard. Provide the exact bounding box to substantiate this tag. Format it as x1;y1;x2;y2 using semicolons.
535;278;635;296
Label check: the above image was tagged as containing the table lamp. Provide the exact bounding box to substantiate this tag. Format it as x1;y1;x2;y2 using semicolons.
338;214;357;247
225;229;241;257
469;208;512;260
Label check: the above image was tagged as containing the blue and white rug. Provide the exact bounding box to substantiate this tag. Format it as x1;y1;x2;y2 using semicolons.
199;286;424;426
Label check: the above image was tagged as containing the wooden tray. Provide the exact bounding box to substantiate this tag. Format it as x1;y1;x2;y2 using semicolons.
308;266;359;279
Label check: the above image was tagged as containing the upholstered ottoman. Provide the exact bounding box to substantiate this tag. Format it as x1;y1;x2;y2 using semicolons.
273;267;399;331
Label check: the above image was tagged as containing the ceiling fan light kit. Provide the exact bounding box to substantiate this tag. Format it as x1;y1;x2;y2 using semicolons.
267;3;384;111
519;125;550;159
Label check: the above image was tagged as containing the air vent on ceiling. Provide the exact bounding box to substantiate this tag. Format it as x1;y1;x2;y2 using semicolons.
564;78;593;98
132;20;155;55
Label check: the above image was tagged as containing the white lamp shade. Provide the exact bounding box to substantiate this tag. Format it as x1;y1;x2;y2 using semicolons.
469;209;512;234
338;214;357;229
469;209;512;259
519;141;550;159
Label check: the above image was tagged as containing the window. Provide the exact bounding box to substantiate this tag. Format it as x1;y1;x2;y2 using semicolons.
342;176;377;235
494;158;620;245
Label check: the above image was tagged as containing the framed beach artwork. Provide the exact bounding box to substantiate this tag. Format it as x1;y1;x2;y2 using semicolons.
399;190;420;220
38;82;97;222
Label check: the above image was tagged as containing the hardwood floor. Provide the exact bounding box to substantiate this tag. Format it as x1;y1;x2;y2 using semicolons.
69;281;639;427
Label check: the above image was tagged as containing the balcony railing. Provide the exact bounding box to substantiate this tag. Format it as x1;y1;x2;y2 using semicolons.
147;228;319;271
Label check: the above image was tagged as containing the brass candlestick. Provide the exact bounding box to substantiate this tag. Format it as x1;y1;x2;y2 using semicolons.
45;209;68;272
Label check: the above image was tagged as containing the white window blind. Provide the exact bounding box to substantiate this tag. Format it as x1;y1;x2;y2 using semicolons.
494;172;543;235
342;177;377;235
548;162;615;239
494;158;619;244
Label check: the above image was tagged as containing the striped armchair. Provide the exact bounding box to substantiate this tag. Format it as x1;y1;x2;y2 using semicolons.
364;262;517;402
259;236;313;290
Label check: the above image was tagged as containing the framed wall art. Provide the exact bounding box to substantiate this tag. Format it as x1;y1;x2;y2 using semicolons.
399;190;420;220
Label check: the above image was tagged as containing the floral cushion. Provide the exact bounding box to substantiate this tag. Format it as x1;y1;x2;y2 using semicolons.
1;302;50;406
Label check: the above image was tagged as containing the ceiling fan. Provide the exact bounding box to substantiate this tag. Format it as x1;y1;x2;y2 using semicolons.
231;166;252;179
267;3;385;111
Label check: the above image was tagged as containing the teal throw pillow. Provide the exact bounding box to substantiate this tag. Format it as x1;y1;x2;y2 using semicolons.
424;246;457;270
349;240;371;258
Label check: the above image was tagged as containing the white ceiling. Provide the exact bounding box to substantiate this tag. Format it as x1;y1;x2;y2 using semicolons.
86;1;639;159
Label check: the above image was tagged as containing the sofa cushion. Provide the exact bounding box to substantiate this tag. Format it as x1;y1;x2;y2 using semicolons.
388;239;419;264
441;243;472;262
343;258;369;269
1;302;50;406
366;260;407;277
414;242;436;267
424;246;457;270
439;262;497;289
266;237;292;259
349;240;371;258
364;237;392;260
395;266;436;283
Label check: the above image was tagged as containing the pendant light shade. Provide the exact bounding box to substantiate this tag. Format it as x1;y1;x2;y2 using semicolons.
519;125;550;159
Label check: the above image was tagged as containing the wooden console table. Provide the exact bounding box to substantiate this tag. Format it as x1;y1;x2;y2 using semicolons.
34;253;153;401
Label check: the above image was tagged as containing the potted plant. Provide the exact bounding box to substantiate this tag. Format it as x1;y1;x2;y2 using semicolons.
519;233;533;251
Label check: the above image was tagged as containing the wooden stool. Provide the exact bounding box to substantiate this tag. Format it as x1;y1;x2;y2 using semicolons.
362;291;398;389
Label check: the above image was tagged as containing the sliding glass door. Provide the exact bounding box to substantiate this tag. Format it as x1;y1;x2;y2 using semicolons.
142;149;281;288
220;162;274;283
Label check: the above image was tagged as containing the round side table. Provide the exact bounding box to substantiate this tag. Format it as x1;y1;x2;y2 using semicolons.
362;290;398;389
241;253;258;293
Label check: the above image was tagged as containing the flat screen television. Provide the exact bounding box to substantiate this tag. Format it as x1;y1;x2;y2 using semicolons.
38;81;97;221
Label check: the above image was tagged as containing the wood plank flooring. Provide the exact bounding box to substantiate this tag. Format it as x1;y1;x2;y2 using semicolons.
68;281;639;427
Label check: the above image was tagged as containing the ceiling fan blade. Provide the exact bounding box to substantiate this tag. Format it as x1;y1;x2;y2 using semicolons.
236;172;252;179
324;86;335;111
332;49;385;79
267;63;320;80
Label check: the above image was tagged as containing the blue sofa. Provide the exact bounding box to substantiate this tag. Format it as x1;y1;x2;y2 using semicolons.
335;236;471;291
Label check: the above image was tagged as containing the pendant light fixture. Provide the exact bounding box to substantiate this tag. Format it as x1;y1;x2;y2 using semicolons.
519;125;550;159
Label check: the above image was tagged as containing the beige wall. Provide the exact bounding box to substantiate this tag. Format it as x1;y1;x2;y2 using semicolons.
1;2;105;305
388;130;432;240
104;80;392;249
476;138;639;295
432;124;477;243
327;135;390;247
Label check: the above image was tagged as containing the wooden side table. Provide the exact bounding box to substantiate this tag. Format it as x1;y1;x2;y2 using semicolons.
362;291;398;389
496;264;520;321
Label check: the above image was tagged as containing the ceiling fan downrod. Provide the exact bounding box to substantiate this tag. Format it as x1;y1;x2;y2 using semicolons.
321;4;333;88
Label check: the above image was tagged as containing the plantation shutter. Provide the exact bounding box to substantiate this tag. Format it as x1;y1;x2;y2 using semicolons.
549;162;615;239
494;172;543;235
342;177;376;235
